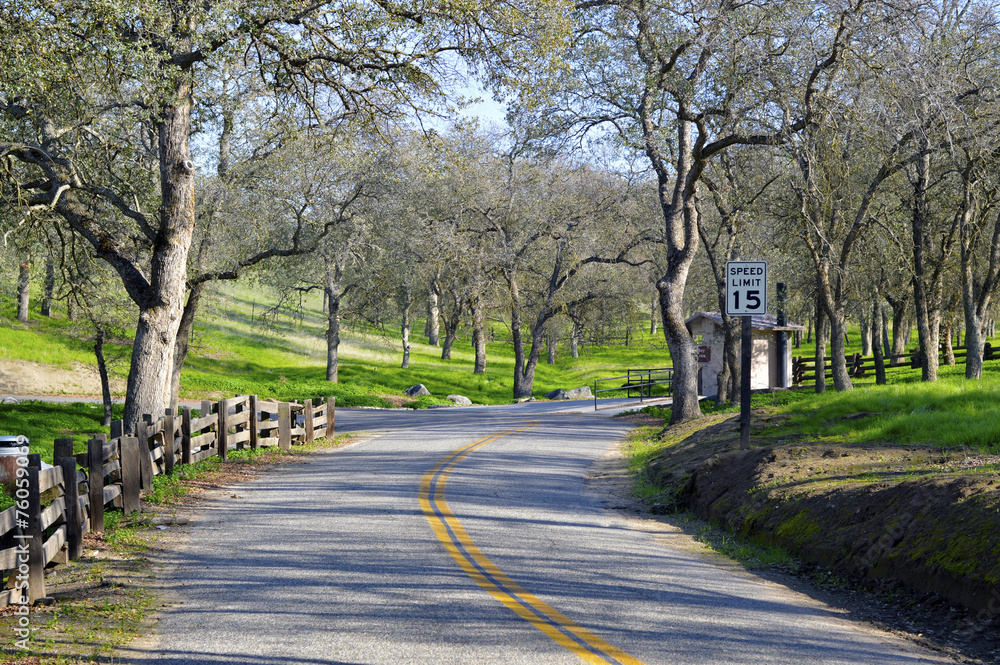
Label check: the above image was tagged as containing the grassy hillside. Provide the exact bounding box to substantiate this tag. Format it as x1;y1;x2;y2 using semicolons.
2;277;995;406
183;283;680;404
0;281;676;406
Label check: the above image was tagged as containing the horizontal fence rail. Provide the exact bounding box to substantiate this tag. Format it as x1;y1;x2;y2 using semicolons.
594;367;673;411
0;394;335;607
792;343;1000;384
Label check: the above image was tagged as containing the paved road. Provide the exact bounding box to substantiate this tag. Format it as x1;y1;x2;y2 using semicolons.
121;404;951;665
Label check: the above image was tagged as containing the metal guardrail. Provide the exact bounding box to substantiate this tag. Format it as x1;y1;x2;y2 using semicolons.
593;367;673;411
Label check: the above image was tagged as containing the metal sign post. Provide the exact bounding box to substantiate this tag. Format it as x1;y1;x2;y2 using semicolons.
726;261;768;450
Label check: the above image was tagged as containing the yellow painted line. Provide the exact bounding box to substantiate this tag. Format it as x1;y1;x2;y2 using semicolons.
419;422;647;665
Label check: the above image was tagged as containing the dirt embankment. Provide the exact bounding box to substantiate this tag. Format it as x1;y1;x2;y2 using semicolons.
645;412;1000;620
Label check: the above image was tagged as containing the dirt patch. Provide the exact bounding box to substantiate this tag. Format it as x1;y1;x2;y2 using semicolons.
377;393;417;408
642;411;1000;663
0;359;124;397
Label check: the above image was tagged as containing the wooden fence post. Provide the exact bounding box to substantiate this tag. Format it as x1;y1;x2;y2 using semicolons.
304;398;314;444
217;398;228;461
111;419;124;439
119;437;141;514
88;436;105;533
181;407;193;466
54;439;82;561
138;416;154;490
201;400;214;457
25;454;45;603
234;397;245;451
249;395;259;450
53;438;73;465
278;402;291;451
163;409;176;474
326;397;335;439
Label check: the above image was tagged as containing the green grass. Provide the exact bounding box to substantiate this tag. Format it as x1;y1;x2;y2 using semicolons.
0;400;120;464
0;300;133;373
176;281;675;405
764;379;1000;451
686;515;803;572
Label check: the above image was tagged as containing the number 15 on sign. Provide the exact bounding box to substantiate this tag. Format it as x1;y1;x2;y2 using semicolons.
726;261;768;316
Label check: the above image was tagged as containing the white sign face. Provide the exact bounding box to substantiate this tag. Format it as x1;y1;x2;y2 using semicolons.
726;261;768;315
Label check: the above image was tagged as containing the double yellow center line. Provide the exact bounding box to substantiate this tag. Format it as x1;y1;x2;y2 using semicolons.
418;422;647;665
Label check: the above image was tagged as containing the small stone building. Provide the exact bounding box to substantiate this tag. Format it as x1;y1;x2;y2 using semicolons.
685;312;806;397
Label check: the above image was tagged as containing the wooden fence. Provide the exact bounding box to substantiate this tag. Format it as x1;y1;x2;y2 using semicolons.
0;394;335;607
792;343;999;384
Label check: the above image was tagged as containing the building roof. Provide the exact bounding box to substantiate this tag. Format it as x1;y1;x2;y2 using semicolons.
685;312;806;333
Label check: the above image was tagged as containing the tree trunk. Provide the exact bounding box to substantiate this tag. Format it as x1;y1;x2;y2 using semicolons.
95;330;113;427
122;80;196;434
959;200;996;379
471;298;486;374
16;261;30;323
828;308;852;391
941;320;955;365
547;336;557;364
816;262;852;391
325;258;343;382
859;309;871;356
872;300;886;385
910;147;940;382
912;292;940;381
962;298;986;381
518;319;546;398
570;314;582;358
400;287;412;369
815;298;827;393
658;271;701;423
649;296;658;335
887;293;911;364
882;305;891;364
718;315;740;406
510;273;531;399
427;286;440;346
169;281;205;410
41;257;54;317
440;288;462;360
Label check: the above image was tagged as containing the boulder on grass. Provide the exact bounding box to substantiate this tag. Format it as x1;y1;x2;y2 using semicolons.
447;394;472;406
564;386;593;400
544;389;567;400
404;384;431;398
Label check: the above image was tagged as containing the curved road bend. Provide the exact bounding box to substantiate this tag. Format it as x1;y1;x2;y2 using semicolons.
122;403;951;665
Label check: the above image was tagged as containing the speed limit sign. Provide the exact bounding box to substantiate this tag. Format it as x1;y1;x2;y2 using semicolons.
726;261;767;316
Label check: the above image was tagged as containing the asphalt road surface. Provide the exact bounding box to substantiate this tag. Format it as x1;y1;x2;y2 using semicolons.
122;401;952;665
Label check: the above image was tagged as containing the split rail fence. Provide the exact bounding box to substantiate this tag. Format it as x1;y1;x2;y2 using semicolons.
792;344;1000;384
0;394;335;607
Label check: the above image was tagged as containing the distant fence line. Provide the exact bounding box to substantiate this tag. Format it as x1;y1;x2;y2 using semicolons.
792;344;999;384
0;394;335;607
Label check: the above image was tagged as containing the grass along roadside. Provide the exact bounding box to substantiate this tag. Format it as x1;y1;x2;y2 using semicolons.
0;434;352;664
